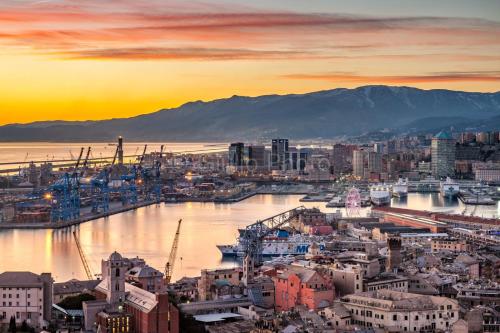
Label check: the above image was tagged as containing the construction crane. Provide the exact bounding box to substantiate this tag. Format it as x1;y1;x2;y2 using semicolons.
164;219;182;284
72;231;94;280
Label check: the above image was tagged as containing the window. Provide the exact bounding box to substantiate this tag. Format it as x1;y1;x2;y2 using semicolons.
115;268;120;277
393;315;397;321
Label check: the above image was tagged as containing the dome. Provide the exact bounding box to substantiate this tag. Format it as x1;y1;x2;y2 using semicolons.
109;251;123;261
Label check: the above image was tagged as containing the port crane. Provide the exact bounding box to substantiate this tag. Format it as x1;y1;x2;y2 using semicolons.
120;145;147;205
48;147;85;222
241;206;305;285
142;145;164;203
72;231;95;280
164;219;182;284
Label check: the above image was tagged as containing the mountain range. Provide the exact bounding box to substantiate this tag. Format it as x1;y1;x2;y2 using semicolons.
2;85;500;142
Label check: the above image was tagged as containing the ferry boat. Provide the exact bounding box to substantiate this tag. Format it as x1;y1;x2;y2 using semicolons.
217;230;326;257
370;185;391;206
440;177;459;198
392;178;408;198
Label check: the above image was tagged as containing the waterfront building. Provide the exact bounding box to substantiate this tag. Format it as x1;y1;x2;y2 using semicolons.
431;131;456;178
473;162;500;182
83;252;179;333
271;139;289;170
287;147;309;172
352;149;366;179
244;145;266;171
228;142;245;167
0;271;53;330
331;290;460;331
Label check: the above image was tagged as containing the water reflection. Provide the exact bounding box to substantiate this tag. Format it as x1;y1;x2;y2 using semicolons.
0;194;497;282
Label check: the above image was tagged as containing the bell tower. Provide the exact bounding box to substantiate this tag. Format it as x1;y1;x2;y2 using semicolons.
106;251;127;310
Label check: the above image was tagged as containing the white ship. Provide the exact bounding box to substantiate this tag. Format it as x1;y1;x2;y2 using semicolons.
440;177;459;198
392;178;408;198
370;185;391;206
217;231;326;257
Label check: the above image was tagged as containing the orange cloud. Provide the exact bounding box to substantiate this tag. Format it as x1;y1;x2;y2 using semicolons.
282;72;500;83
0;0;499;60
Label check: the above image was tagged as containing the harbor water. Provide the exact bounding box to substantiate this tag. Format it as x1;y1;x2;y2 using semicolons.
0;193;497;282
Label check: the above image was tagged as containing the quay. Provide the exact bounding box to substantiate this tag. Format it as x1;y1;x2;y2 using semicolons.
0;200;160;230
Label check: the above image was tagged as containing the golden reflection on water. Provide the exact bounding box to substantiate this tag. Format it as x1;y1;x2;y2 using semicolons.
0;194;497;282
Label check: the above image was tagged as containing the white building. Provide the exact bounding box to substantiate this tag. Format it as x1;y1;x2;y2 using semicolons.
0;272;53;330
473;162;500;182
329;290;459;332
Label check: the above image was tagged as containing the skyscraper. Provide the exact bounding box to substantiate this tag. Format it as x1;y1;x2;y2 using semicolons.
431;131;456;178
367;152;382;173
352;150;366;179
271;139;289;170
228;142;245;167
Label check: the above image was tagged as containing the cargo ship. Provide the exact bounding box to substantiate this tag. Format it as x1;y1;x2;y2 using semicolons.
217;230;325;257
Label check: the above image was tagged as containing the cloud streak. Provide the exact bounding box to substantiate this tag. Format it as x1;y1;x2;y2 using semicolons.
0;0;499;61
61;47;322;61
282;71;500;83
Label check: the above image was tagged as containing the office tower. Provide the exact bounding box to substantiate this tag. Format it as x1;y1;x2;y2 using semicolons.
271;139;289;170
245;145;266;170
228;142;245;166
352;150;366;178
431;131;456;178
367;152;382;173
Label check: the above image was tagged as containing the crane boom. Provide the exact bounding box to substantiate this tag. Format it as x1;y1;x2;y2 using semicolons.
80;147;91;177
164;219;182;284
73;231;94;280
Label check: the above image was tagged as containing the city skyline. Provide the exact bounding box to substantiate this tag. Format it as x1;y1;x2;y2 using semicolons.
1;0;500;125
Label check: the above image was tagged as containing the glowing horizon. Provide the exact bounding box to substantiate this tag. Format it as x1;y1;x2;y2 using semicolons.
1;0;499;125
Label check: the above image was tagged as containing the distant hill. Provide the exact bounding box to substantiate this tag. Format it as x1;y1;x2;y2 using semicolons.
1;85;499;141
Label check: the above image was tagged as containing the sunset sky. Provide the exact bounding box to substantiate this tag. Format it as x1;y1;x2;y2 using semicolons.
1;0;499;125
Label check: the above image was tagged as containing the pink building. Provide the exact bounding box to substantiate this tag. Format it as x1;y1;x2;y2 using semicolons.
273;266;334;312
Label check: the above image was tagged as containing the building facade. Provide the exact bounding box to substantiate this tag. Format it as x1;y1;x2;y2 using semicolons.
0;272;53;330
431;131;456;178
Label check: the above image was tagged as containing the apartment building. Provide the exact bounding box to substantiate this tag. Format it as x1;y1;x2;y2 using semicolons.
0;271;53;330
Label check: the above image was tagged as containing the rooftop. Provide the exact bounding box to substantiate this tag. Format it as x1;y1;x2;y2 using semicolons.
0;271;51;287
434;131;453;140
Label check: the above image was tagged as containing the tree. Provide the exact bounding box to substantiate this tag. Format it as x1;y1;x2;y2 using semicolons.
20;321;28;332
57;293;96;310
8;316;16;333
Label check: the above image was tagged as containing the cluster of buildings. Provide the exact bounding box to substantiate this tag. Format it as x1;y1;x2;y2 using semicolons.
0;203;499;332
225;130;500;183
